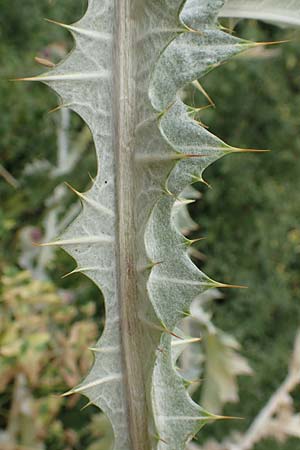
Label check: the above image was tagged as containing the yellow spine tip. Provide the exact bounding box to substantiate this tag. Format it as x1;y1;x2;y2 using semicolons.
64;181;80;196
187;237;207;246
80;400;93;411
200;177;212;189
32;241;43;247
61;269;77;279
48;104;67;114
214;414;245;421
164;327;184;340
10;76;43;83
217;282;248;290
34;56;55;68
255;39;292;47
60;389;74;398
44;18;66;28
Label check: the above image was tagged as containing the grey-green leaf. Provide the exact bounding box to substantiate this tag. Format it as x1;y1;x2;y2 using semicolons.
180;0;225;30
149;30;252;111
32;1;257;449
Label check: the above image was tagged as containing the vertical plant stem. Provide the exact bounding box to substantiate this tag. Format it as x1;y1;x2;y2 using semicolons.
114;1;151;449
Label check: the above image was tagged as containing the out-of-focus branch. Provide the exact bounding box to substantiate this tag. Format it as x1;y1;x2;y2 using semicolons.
0;164;19;189
229;331;300;450
191;331;300;450
4;374;38;450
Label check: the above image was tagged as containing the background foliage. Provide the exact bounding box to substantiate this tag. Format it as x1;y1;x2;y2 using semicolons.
1;2;300;449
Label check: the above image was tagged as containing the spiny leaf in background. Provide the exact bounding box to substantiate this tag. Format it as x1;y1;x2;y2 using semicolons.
21;0;270;449
188;331;300;450
220;1;300;27
176;291;253;416
200;331;252;415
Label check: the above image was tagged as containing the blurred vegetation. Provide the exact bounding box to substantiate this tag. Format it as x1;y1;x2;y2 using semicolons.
0;268;101;449
1;2;300;450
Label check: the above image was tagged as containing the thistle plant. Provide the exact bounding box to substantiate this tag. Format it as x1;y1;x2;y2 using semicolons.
20;0;300;449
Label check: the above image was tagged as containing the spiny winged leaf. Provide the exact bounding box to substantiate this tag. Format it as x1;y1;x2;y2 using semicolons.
173;186;201;235
31;1;255;449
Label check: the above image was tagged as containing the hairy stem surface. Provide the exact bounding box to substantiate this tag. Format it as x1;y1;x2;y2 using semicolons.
114;1;151;449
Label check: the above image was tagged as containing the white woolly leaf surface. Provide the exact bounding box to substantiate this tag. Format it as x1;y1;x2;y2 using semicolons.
34;0;254;449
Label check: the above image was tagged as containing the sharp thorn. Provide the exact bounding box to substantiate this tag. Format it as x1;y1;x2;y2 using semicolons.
36;241;57;247
151;260;164;268
80;400;93;411
34;56;55;68
187;104;213;116
154;434;168;445
187;378;202;386
255;39;291;47
61;389;75;398
32;241;44;247
44;17;69;29
185;237;207;246
219;24;236;34
192;80;215;107
48;103;70;114
167;329;184;340
194;119;209;129
44;18;111;41
215;282;248;290
192;175;212;189
214;414;245;421
64;181;80;196
141;318;183;340
138;260;164;272
88;173;96;184
201;178;212;189
61;268;79;279
176;309;192;317
62;267;99;278
37;235;113;247
172;336;202;346
88;347;98;352
11;76;43;82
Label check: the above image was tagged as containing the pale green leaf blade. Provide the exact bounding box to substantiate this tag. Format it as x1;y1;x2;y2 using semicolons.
180;0;225;30
31;0;257;449
153;334;213;450
149;30;252;111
